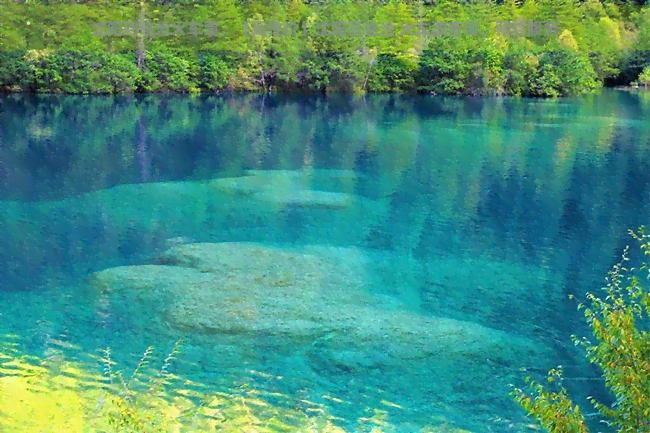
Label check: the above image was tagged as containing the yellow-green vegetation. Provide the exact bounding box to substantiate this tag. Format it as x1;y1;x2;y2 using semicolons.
1;0;649;96
0;338;354;432
512;227;650;433
634;66;650;87
0;335;472;433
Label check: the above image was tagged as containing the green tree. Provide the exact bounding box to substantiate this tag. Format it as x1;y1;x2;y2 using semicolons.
417;36;476;95
512;227;650;433
529;50;599;97
366;52;417;92
502;50;539;96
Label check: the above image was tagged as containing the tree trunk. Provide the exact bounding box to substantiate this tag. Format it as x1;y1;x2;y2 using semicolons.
136;0;146;70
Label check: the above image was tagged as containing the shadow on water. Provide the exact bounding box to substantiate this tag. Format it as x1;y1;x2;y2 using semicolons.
1;90;650;432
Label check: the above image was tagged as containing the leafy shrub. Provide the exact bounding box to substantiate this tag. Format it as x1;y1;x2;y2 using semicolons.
525;50;599;97
473;43;507;95
366;53;417;93
503;50;540;97
512;227;650;433
0;51;36;92
199;52;234;92
138;49;200;93
417;43;474;95
19;51;140;94
297;50;365;93
635;66;650;87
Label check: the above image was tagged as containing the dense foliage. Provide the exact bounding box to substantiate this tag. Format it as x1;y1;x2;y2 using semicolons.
0;0;649;96
513;227;650;433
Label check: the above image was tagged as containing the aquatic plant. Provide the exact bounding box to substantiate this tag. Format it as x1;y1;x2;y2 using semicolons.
512;227;650;433
0;335;463;432
0;338;213;433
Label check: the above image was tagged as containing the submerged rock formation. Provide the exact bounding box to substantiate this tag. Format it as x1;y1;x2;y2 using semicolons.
208;169;372;210
90;242;554;392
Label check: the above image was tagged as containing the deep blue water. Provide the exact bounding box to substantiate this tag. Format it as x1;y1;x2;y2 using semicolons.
1;90;650;432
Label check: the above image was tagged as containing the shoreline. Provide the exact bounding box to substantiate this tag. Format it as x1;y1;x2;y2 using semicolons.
0;85;646;97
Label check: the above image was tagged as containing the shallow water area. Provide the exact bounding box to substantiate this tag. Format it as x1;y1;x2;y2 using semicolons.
2;91;650;432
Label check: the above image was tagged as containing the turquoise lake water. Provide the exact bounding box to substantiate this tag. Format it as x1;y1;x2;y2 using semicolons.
1;90;650;432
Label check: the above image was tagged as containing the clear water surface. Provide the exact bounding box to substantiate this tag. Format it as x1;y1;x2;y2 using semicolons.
1;90;650;432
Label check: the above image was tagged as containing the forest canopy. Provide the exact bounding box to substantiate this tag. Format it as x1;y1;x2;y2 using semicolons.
0;0;649;95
